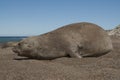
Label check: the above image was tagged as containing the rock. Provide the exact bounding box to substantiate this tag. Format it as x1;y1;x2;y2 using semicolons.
107;24;120;37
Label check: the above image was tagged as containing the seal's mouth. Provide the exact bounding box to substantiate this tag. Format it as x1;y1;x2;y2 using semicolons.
12;47;21;55
12;47;18;53
13;48;25;57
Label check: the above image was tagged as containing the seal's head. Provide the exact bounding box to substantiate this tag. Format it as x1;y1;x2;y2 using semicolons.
12;37;39;58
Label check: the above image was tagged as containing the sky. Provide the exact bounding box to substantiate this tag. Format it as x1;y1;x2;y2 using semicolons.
0;0;120;36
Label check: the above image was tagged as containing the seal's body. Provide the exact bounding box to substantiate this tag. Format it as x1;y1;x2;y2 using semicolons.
13;22;113;59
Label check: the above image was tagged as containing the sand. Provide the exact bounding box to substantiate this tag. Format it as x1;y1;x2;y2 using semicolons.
0;36;120;80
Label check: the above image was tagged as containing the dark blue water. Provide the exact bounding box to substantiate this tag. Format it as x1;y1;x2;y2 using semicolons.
0;36;27;43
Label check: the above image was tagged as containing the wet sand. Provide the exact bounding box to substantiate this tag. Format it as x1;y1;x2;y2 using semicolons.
0;36;120;80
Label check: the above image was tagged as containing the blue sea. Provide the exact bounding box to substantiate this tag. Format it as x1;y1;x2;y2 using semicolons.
0;36;27;43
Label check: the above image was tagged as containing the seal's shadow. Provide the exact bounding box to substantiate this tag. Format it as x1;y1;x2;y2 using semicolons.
14;57;33;60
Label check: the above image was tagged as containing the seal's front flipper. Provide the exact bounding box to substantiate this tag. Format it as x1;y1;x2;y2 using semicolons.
68;44;83;58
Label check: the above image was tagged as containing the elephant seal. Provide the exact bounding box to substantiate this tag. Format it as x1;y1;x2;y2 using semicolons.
13;22;113;59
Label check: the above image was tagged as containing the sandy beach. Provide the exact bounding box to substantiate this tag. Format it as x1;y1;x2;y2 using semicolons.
0;36;120;80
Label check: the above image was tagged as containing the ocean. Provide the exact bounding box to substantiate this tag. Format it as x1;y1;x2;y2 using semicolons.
0;36;27;43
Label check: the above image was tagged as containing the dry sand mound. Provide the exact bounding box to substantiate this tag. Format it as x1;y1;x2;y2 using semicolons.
0;36;120;80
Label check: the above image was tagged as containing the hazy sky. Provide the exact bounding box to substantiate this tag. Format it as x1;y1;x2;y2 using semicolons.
0;0;120;36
